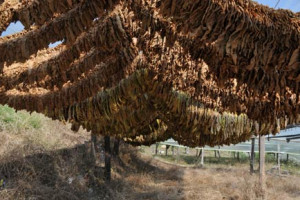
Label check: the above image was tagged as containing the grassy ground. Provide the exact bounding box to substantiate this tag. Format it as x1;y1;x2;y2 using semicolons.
141;144;300;176
0;105;300;199
139;146;300;200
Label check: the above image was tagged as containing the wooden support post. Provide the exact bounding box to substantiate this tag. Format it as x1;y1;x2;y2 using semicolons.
172;146;175;156
152;144;155;154
155;143;159;155
237;152;240;161
259;135;266;194
104;136;111;181
113;139;120;157
165;145;170;156
176;147;180;163
250;137;255;174
287;154;289;162
201;148;204;166
91;133;97;164
277;143;281;174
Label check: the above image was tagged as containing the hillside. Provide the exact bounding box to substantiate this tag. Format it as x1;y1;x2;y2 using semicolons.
0;106;300;200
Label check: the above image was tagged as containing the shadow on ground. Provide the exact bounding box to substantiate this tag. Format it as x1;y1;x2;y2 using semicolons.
0;143;185;200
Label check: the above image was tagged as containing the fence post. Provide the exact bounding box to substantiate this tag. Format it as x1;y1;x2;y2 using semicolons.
155;143;159;155
277;143;281;174
165;145;170;156
176;147;180;163
259;135;266;195
201;147;205;167
250;137;255;174
172;146;175;156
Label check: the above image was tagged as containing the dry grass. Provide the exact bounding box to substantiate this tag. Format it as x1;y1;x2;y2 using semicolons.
1;133;300;200
0;105;89;156
0;106;300;199
0;106;92;199
108;153;300;200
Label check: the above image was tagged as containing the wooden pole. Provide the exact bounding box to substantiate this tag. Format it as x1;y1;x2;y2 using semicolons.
185;147;189;154
201;147;204;167
172;146;175;156
113;138;120;157
155;143;159;155
104;136;111;181
165;145;170;156
277;143;281;174
259;135;266;194
250;137;255;174
91;133;97;164
176;147;180;163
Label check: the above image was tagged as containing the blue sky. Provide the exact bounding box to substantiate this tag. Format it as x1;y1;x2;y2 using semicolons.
255;0;300;12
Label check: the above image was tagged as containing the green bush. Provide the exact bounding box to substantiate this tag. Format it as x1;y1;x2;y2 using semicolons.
0;105;43;133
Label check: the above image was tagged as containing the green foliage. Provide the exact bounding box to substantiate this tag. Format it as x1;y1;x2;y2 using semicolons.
281;160;300;175
0;105;43;133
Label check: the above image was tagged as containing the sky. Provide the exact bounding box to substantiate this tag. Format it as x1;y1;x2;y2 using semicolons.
254;0;300;12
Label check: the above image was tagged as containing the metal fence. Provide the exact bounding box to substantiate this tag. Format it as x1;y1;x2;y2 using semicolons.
157;127;300;163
